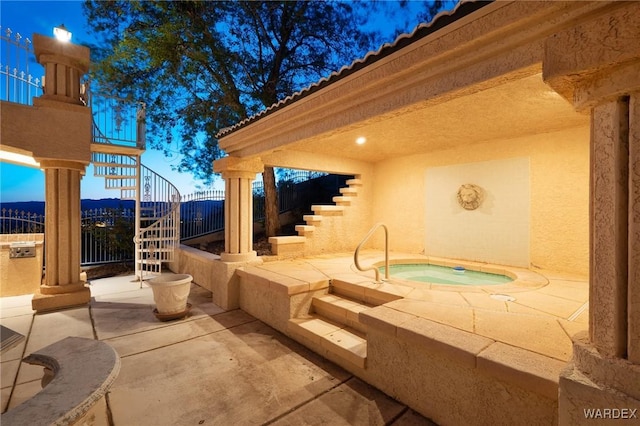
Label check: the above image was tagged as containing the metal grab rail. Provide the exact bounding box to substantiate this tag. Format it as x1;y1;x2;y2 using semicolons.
354;223;389;283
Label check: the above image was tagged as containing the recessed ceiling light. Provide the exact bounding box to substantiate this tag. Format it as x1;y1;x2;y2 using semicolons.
355;137;366;145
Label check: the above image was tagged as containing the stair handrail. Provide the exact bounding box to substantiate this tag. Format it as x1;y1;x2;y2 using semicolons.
354;222;389;283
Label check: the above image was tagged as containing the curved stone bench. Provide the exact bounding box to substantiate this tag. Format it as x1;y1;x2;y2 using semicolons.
1;336;120;426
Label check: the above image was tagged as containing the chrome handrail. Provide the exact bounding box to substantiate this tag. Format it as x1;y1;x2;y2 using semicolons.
354;222;389;283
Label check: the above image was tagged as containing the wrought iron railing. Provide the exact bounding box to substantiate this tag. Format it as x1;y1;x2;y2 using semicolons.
0;208;135;265
180;170;329;241
0;209;44;234
88;90;146;149
0;26;43;105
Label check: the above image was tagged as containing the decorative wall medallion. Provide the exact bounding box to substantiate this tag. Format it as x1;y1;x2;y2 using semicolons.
457;184;484;210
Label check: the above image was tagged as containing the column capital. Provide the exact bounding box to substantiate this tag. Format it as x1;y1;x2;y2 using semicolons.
213;156;263;178
543;3;640;112
37;158;87;174
33;33;90;74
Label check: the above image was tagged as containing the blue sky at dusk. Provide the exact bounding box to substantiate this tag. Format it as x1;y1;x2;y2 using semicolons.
1;0;217;202
1;0;449;203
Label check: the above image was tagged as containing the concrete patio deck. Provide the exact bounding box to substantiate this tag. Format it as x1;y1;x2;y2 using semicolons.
1;273;436;425
256;251;589;364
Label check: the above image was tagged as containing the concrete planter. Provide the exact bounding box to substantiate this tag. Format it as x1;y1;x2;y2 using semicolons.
147;273;192;320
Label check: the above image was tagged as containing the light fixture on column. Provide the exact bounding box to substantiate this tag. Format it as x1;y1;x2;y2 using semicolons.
53;24;72;42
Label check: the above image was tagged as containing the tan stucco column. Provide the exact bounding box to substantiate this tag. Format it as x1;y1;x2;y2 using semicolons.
213;157;264;262
27;34;92;312
544;4;640;424
31;160;90;311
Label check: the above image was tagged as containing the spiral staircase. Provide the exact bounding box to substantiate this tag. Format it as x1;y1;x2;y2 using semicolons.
89;97;180;281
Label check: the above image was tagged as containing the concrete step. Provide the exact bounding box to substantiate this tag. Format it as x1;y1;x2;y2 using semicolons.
312;294;374;334
288;315;367;369
339;187;358;196
268;236;306;257
295;225;314;236
331;279;403;306
303;214;322;225
312;205;344;216
332;196;354;206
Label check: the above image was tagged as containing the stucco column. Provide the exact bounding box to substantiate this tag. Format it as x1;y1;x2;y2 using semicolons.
32;160;90;311
544;4;640;423
629;94;640;364
213;157;264;262
28;34;92;312
590;99;629;358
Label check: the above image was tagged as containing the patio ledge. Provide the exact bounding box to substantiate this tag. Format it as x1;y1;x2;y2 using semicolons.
361;305;564;400
1;336;120;426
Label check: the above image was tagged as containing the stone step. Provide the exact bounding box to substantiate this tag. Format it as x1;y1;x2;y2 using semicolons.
268;236;306;257
332;196;354;206
346;178;362;186
288;316;367;369
295;225;315;236
339;186;358;196
312;294;373;334
303;214;323;224
312;205;344;216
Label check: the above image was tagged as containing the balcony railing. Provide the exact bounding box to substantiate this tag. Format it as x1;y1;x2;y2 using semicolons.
0;26;43;105
0;207;135;266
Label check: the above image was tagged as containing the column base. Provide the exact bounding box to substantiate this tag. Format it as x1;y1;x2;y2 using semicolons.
220;251;258;263
32;283;91;312
558;331;640;425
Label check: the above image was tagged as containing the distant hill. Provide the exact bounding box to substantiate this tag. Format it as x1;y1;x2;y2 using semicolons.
0;199;135;216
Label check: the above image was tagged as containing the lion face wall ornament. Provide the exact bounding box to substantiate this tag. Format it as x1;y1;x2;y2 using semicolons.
457;184;484;210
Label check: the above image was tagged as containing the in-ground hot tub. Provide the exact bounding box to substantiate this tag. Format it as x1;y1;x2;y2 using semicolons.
379;261;515;286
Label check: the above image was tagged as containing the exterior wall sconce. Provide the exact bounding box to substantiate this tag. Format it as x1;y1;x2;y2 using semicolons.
53;24;72;42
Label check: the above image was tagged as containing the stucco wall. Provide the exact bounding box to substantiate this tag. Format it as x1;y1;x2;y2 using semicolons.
425;157;531;267
0;233;44;296
371;125;590;275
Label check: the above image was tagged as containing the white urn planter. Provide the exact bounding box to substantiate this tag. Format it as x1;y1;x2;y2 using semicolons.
147;273;193;321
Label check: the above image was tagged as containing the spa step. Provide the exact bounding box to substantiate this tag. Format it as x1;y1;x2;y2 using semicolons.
311;294;374;334
288;316;367;369
331;279;403;306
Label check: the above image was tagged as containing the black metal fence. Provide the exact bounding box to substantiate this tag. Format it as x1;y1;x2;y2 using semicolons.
1;171;351;264
180;170;329;241
0;208;135;266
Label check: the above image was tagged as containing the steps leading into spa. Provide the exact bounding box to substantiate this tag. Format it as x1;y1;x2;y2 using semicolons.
287;279;379;371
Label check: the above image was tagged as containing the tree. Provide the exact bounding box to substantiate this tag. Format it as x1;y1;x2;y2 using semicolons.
83;0;454;238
